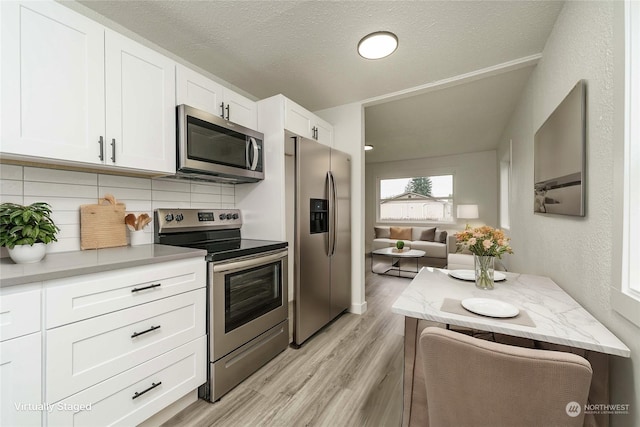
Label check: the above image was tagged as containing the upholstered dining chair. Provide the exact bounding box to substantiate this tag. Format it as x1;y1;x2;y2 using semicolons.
419;327;593;427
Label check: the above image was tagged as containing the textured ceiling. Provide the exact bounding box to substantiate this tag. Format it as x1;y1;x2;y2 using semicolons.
70;0;563;161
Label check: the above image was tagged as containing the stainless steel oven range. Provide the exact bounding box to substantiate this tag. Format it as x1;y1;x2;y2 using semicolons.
155;208;288;402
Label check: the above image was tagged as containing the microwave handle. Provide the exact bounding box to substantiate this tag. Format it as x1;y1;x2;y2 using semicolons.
248;137;259;171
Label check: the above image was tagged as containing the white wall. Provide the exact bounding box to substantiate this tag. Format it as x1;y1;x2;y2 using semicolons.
0;164;235;254
497;2;639;425
364;150;498;253
315;103;367;314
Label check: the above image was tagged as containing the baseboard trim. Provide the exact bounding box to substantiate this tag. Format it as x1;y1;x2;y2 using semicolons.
349;301;368;314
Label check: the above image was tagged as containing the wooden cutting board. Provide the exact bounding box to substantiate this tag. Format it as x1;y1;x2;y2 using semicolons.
80;195;127;250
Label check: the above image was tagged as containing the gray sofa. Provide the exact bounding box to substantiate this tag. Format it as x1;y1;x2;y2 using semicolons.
372;226;456;268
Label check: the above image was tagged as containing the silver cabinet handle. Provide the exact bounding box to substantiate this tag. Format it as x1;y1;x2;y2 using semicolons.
220;102;225;118
225;104;230;120
111;139;116;163
98;136;104;161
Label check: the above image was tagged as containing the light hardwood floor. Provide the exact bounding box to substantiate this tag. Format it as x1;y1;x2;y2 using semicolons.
163;260;411;427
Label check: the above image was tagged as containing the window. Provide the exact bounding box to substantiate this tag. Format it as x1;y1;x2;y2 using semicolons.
499;141;512;229
612;0;640;327
378;175;453;222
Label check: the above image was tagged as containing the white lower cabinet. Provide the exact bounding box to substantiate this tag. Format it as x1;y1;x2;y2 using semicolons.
45;258;204;328
47;336;206;427
44;258;207;426
46;288;205;403
0;333;42;427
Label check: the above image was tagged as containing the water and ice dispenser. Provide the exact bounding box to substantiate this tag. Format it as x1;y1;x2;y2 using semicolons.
309;198;328;234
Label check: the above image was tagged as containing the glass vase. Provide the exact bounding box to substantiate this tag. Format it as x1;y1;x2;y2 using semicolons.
474;255;495;290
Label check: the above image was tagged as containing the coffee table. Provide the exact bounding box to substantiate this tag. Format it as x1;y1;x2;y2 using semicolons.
371;247;426;278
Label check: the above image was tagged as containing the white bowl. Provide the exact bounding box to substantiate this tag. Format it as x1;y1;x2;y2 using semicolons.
8;243;46;264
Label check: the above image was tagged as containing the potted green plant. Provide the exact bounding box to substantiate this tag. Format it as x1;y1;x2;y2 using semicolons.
0;202;59;264
396;240;405;251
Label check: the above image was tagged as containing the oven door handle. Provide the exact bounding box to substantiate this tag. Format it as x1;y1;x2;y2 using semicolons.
212;250;287;273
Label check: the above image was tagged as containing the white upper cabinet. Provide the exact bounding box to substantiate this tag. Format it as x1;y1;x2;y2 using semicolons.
284;98;333;147
176;64;224;117
223;90;258;130
1;1;105;164
176;64;257;130
0;1;176;174
105;31;175;173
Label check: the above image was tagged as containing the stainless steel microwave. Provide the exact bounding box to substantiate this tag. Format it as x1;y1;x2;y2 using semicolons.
176;104;264;183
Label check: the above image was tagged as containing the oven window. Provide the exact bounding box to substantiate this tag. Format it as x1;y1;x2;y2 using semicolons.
225;261;282;333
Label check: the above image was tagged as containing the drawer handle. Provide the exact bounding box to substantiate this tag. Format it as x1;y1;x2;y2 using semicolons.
131;325;161;338
132;381;162;400
131;283;161;293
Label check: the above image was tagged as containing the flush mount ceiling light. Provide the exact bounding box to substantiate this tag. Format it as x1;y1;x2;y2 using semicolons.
357;31;398;60
364;145;374;151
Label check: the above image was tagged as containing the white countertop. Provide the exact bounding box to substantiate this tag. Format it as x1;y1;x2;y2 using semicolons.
0;244;207;288
392;267;631;358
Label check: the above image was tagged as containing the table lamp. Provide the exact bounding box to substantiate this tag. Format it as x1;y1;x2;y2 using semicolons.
457;204;479;228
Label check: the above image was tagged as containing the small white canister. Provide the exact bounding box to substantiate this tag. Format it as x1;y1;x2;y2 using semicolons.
129;230;147;246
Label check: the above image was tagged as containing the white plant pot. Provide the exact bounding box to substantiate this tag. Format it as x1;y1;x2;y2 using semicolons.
7;243;47;264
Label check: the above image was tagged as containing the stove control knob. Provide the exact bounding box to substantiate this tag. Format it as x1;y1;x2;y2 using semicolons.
232;213;239;220
219;213;226;220
175;214;184;222
165;214;174;222
226;213;233;220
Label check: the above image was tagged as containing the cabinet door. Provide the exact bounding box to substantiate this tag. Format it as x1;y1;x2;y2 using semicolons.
314;117;334;147
0;333;42;427
47;336;205;427
105;30;176;174
46;289;205;403
0;1;104;164
0;287;41;341
224;89;258;130
284;98;313;139
176;64;224;118
46;258;205;328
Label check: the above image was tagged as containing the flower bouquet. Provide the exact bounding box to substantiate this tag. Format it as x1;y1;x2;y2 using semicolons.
455;226;513;289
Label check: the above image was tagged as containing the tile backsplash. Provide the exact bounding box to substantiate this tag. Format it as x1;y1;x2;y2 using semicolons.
0;164;235;254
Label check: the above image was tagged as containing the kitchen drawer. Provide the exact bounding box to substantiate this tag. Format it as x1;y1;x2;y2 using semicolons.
46;258;205;328
47;288;205;403
0;287;41;342
1;333;42;427
48;335;205;427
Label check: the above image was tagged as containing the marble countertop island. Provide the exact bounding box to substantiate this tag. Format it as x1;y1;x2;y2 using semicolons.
392;267;630;358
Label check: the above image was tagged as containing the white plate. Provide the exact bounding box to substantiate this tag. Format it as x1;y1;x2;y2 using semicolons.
448;269;506;282
461;298;520;318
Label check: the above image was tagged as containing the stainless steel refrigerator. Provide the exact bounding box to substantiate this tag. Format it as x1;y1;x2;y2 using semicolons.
294;137;351;346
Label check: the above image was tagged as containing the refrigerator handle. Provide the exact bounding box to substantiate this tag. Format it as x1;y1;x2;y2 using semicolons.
326;172;333;257
329;171;338;257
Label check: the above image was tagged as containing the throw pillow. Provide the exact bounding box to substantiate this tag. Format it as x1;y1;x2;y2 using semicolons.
390;226;412;240
419;227;436;241
374;226;390;239
435;230;448;243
